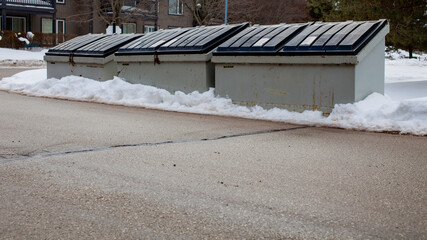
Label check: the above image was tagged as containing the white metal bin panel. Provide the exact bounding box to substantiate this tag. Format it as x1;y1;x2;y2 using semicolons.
215;63;355;113
47;61;116;81
117;61;214;94
47;61;72;79
354;37;386;101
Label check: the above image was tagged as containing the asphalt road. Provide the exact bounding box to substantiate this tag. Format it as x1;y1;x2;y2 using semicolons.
0;68;426;239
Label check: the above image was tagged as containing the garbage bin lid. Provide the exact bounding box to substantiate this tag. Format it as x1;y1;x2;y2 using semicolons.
214;23;308;55
157;23;249;54
214;19;387;56
46;34;106;56
116;28;190;55
280;19;387;55
73;34;143;57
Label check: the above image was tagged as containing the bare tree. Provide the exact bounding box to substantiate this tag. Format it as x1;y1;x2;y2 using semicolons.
182;0;311;26
182;0;225;26
69;0;158;28
228;0;311;24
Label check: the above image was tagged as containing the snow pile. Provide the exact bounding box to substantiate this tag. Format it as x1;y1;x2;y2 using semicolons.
26;32;35;40
1;69;426;135
18;37;30;45
0;47;47;67
329;94;427;134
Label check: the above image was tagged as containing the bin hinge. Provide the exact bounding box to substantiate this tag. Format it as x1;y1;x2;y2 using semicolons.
154;53;161;65
69;53;76;66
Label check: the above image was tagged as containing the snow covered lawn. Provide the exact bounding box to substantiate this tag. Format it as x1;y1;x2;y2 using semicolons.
0;47;47;67
0;48;426;135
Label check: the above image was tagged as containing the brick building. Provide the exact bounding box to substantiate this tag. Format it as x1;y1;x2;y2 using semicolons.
0;0;193;35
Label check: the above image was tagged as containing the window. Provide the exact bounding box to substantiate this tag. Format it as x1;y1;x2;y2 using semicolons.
124;0;136;7
122;23;136;33
144;25;156;33
57;20;65;34
56;0;65;4
169;0;183;15
6;17;26;32
42;19;65;34
42;19;52;33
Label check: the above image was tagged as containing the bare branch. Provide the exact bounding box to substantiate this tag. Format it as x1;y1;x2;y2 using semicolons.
68;0;159;28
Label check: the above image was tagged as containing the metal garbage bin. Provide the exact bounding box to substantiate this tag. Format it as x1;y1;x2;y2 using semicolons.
115;23;248;93
45;34;142;81
212;20;389;113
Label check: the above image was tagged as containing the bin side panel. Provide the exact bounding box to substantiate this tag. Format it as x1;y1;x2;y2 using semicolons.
47;62;73;79
70;63;106;81
117;62;214;94
102;61;118;82
354;38;385;101
215;63;355;113
47;61;114;81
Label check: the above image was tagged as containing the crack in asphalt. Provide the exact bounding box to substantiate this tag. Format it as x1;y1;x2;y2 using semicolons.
0;126;311;163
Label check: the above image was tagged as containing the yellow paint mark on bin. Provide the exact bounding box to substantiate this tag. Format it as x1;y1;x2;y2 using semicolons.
264;88;287;97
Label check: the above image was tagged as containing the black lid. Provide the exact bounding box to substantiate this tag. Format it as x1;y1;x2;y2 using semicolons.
280;19;388;55
214;19;387;56
46;34;106;56
157;23;249;54
214;23;308;55
73;34;143;57
116;28;190;55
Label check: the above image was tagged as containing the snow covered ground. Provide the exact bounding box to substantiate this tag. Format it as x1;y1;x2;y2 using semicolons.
0;48;426;135
0;47;47;67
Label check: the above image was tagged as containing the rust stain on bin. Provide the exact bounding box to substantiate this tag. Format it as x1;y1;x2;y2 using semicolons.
318;77;322;107
312;79;316;110
332;89;335;105
329;88;335;106
154;54;161;65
